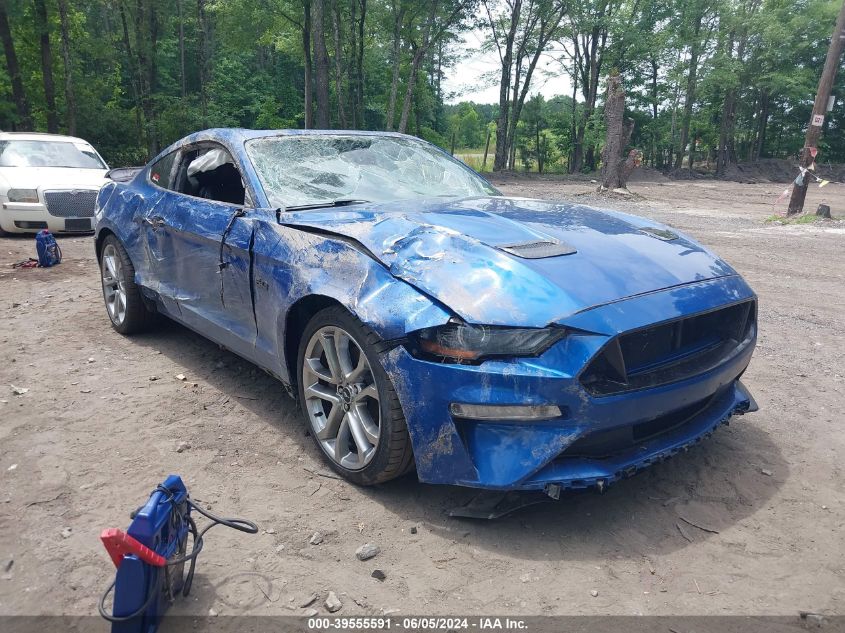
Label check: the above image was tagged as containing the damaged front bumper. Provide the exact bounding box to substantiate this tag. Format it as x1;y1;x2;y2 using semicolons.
381;278;758;492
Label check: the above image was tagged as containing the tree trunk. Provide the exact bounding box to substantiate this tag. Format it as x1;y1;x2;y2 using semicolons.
600;73;637;189
675;13;704;170
491;0;522;170
177;0;186;98
197;0;208;125
601;74;634;189
569;47;578;173
397;43;425;133
0;0;32;129
117;1;143;143
331;1;347;128
57;0;76;134
311;0;331;128
355;0;366;128
716;88;735;176
303;0;313;128
385;1;405;130
34;0;59;133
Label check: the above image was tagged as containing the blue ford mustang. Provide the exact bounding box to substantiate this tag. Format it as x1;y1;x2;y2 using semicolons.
94;129;758;492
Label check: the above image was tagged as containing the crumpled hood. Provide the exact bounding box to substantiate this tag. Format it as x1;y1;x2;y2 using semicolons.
280;196;737;327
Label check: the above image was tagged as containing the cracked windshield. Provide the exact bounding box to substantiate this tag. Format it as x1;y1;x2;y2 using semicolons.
246;135;498;208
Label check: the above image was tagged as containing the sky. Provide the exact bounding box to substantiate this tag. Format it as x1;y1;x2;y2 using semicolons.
442;28;574;105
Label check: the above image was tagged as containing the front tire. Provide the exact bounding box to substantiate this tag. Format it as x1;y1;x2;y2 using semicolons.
100;235;156;334
297;306;414;485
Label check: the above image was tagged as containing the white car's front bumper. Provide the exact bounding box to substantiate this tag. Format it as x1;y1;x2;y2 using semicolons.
0;188;99;234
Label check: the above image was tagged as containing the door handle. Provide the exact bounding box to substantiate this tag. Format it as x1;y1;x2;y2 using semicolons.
142;216;166;229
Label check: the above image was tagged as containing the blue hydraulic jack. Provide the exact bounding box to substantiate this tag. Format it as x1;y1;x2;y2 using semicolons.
98;475;258;632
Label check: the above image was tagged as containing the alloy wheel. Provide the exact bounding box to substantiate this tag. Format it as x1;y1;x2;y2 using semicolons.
101;243;127;326
301;325;381;470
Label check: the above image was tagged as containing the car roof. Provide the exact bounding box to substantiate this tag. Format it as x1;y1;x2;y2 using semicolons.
0;131;97;145
173;128;418;149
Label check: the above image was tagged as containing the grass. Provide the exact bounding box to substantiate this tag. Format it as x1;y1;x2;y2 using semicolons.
765;213;841;224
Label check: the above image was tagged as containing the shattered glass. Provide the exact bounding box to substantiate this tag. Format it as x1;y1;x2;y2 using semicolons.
245;135;498;208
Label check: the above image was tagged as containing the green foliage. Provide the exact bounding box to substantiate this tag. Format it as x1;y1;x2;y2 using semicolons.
0;0;842;170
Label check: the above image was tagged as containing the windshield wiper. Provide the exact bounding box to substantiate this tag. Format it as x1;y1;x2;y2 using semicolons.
284;199;370;211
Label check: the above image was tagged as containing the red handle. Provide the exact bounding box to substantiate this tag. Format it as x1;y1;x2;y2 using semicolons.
100;528;167;569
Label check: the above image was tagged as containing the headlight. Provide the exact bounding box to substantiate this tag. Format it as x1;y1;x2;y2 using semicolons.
7;189;39;203
412;322;565;362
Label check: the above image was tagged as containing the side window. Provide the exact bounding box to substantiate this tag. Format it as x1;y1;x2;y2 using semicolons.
149;151;178;190
173;145;246;206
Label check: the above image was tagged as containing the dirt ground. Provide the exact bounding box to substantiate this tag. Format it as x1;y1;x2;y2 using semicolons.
1;175;843;620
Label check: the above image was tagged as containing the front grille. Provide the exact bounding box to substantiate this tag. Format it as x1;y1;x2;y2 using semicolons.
580;300;756;396
44;189;98;218
558;396;713;460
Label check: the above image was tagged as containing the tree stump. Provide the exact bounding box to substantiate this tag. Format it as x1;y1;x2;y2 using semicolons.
816;204;831;218
600;72;640;190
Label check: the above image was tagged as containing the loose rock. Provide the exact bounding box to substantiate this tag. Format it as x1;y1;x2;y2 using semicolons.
11;385;28;396
208;608;218;617
176;441;190;453
309;531;324;545
324;591;343;613
590;589;599;597
299;593;318;608
61;527;73;539
175;373;187;381
371;569;386;581
761;468;773;477
303;608;319;617
356;543;380;561
410;526;418;535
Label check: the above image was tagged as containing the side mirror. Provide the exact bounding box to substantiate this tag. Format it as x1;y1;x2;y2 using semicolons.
106;167;144;182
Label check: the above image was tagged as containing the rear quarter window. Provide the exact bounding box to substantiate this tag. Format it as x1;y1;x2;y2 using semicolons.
149;151;178;189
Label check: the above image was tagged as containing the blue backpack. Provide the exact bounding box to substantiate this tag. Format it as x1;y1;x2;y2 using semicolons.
35;230;62;267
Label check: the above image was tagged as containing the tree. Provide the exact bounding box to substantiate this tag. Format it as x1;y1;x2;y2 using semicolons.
485;0;567;170
57;0;76;135
34;0;59;133
600;71;638;189
0;0;32;129
311;0;331;127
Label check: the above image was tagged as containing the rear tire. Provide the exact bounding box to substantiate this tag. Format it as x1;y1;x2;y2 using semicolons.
100;235;157;334
297;306;414;485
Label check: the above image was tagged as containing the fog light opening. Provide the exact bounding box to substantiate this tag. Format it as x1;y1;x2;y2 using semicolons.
449;403;564;421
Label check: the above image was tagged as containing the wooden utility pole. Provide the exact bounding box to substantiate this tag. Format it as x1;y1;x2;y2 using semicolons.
788;0;845;215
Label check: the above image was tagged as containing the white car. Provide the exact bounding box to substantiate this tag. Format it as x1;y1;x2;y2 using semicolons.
0;132;109;235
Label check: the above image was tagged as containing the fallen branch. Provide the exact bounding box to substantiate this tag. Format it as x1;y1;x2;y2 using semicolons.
675;522;693;542
25;491;67;507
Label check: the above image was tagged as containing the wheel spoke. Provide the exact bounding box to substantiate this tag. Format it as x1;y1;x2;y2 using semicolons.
353;403;380;444
334;416;351;462
305;357;334;384
316;404;343;440
345;353;369;384
346;408;373;459
320;332;344;383
305;382;340;405
104;255;117;280
354;383;378;402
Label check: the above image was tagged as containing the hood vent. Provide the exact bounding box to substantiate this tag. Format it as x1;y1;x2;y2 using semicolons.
497;239;577;259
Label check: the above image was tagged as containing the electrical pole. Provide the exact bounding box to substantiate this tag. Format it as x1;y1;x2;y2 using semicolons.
788;0;845;215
